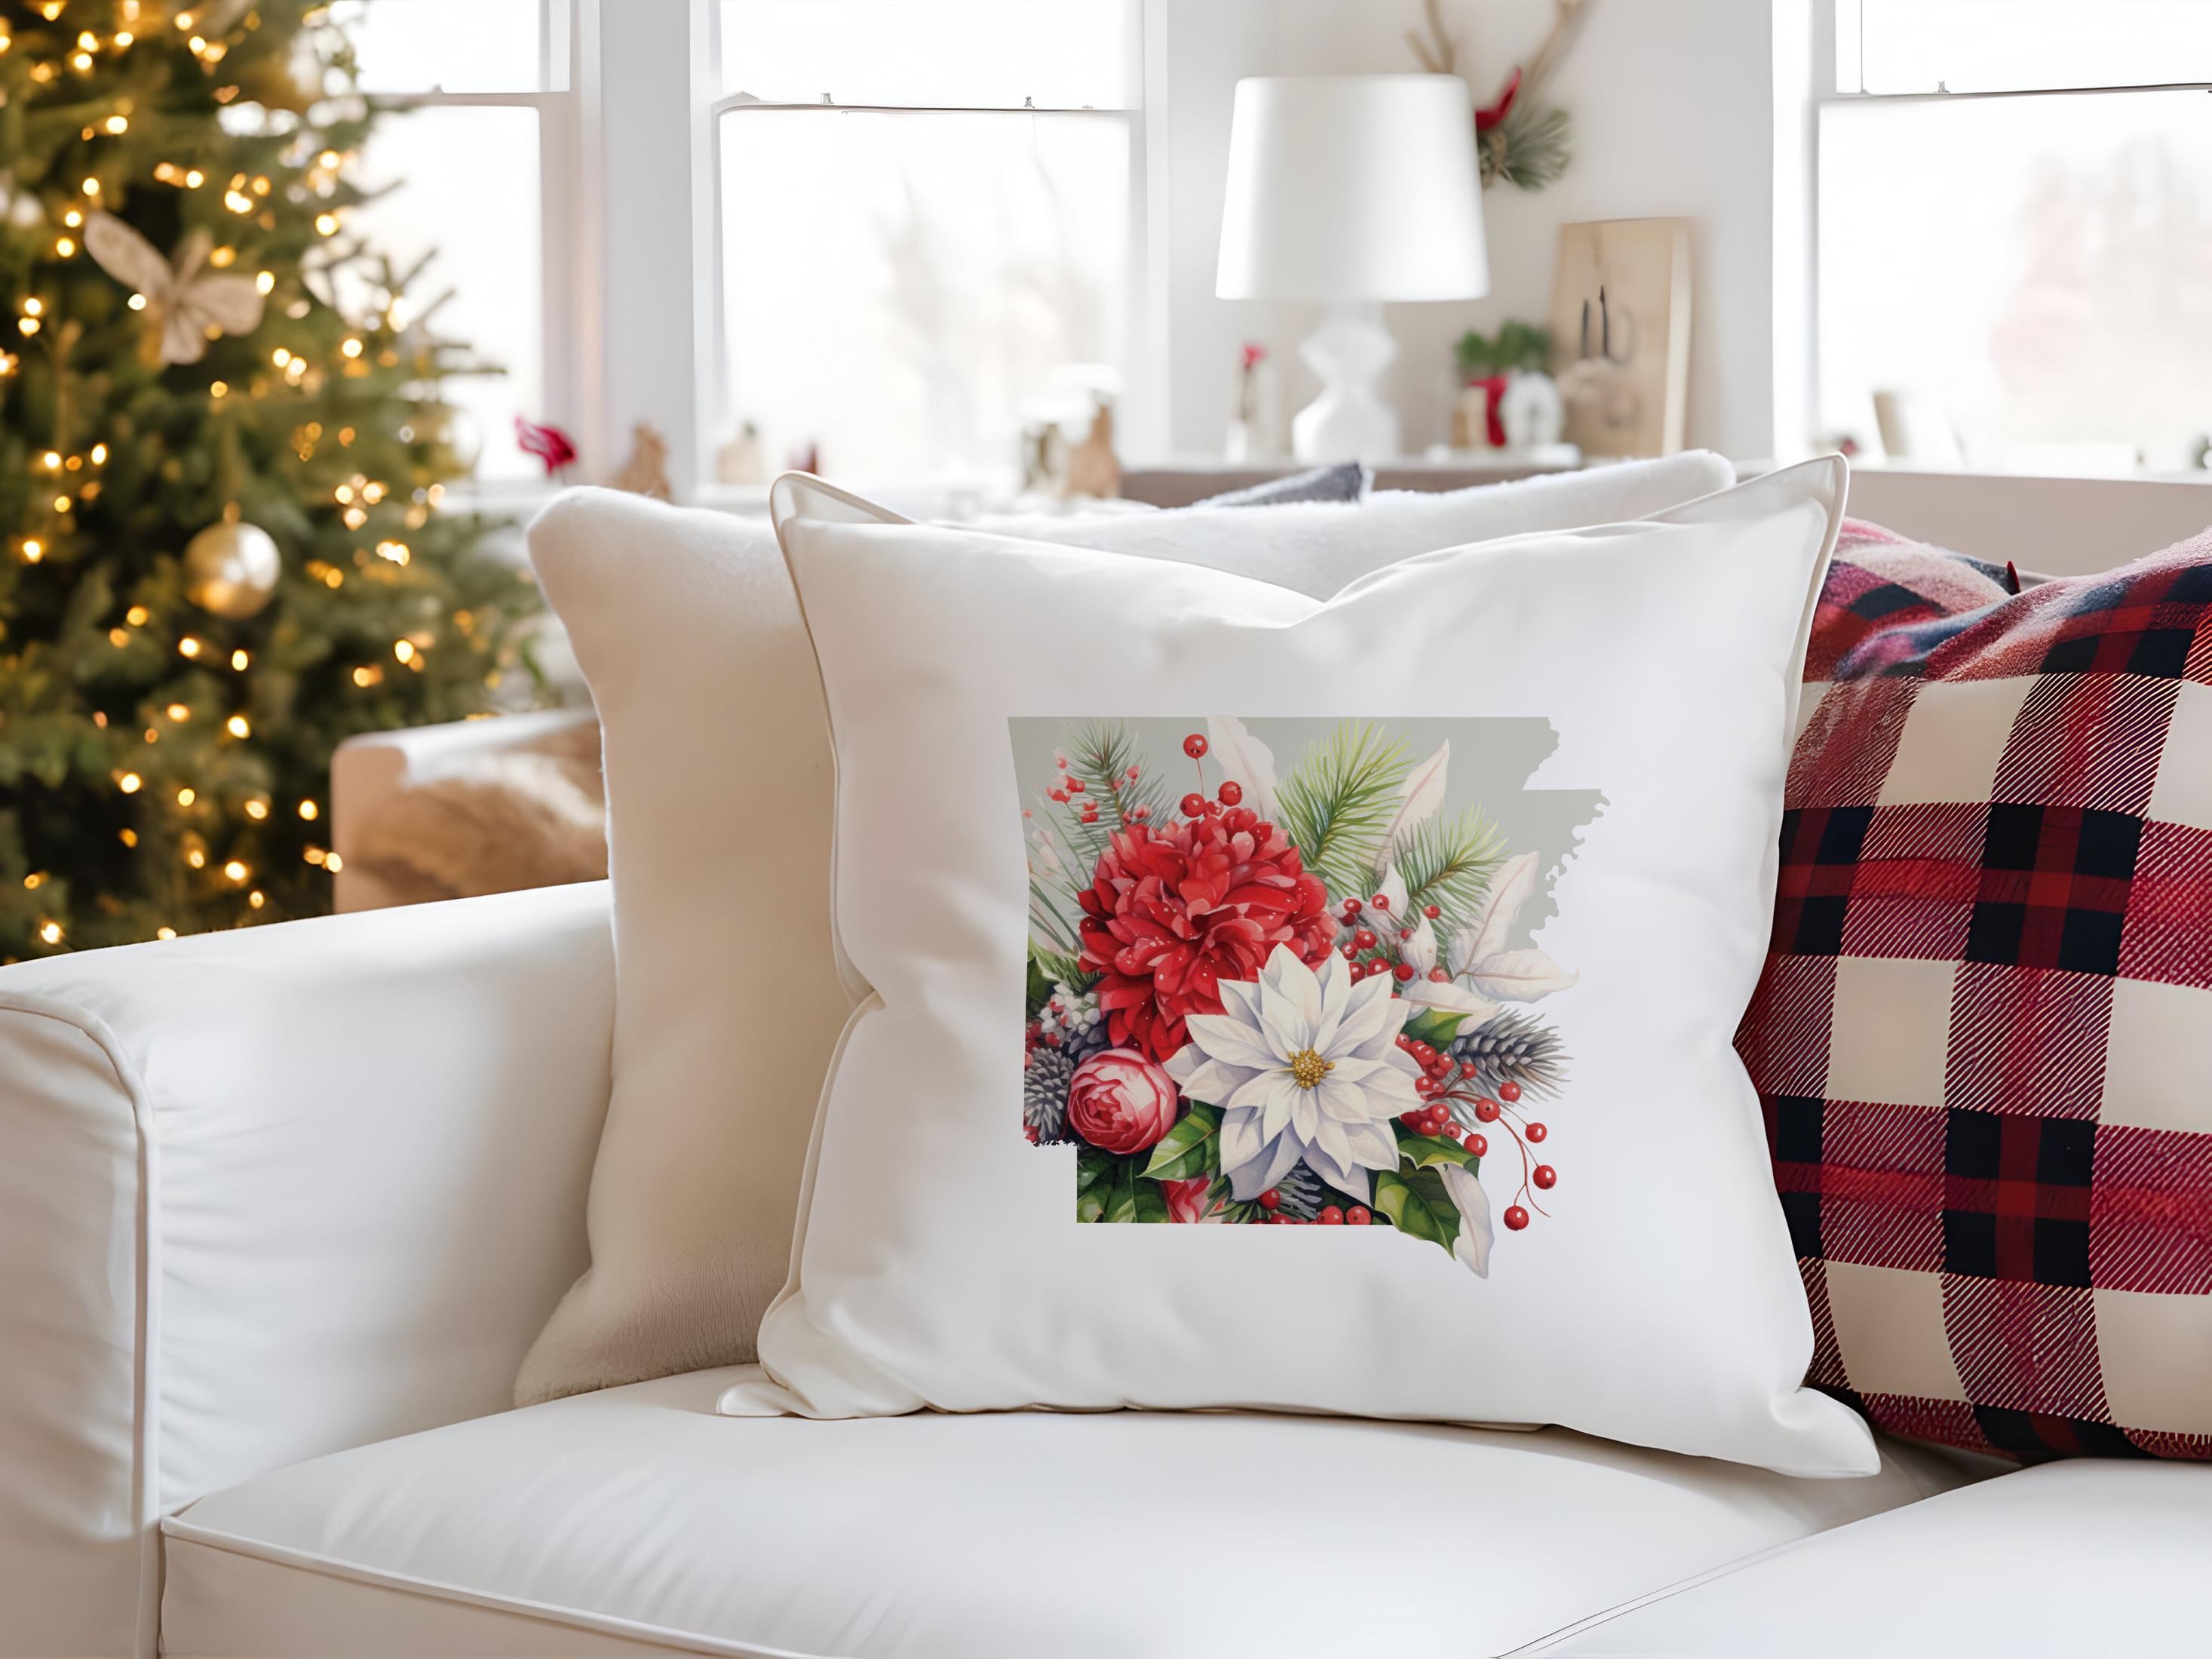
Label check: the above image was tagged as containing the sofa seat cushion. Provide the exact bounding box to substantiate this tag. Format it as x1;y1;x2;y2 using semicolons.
1524;1459;2212;1655
163;1369;1980;1659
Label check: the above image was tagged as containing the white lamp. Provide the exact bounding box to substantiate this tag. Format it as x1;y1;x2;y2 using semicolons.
1216;75;1488;464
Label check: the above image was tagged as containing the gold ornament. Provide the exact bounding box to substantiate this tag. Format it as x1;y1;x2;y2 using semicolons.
183;521;281;619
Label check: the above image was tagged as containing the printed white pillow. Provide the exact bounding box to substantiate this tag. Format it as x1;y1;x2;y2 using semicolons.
726;459;1874;1477
516;455;1737;1405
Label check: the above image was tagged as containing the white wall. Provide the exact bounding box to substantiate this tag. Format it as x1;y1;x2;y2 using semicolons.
1152;0;1789;461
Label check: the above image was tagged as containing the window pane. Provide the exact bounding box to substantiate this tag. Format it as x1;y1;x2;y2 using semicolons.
333;0;548;94
1818;92;2212;472
349;106;544;480
718;109;1131;486
1855;1;2212;94
719;1;1138;108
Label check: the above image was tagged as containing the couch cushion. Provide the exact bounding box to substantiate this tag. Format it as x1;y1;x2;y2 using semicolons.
164;1369;1980;1659
1523;1458;2212;1655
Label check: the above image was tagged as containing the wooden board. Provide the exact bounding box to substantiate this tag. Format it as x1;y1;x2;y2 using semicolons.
1548;217;1693;458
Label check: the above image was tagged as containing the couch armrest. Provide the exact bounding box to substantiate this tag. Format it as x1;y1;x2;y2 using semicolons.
331;707;600;912
0;882;613;1659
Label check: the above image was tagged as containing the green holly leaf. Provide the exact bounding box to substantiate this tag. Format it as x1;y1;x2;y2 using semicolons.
1401;1008;1471;1050
1075;1148;1115;1222
1394;1124;1480;1172
1373;1166;1460;1254
1141;1103;1223;1182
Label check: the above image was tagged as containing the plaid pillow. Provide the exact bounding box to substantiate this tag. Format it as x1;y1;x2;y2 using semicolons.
1742;523;2212;1461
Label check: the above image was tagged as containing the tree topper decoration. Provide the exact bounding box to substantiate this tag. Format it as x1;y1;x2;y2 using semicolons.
1410;0;1590;192
84;213;266;366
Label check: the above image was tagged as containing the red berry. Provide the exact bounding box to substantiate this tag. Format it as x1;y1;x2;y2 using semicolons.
1125;765;1140;779
1216;780;1243;806
1183;734;1208;759
1503;1205;1529;1231
1256;1188;1281;1211
1401;1110;1427;1128
1415;1076;1438;1097
1436;1121;1462;1142
1499;1080;1522;1104
1066;777;1085;793
1049;788;1069;803
1525;1121;1548;1144
1346;1206;1371;1225
1428;967;1450;982
1342;897;1363;916
1353;928;1376;949
1459;1061;1478;1078
1392;962;1415;982
1532;1164;1557;1190
1318;1205;1345;1225
1370;893;1390;910
1340;943;1358;959
1131;804;1151;820
1468;1133;1487;1157
1423;903;1440;918
1081;809;1100;824
1180;792;1207;817
1410;1041;1434;1063
1474;1097;1501;1123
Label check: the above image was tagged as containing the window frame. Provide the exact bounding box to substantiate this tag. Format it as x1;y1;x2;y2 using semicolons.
698;1;1160;497
1802;0;2212;471
352;0;585;495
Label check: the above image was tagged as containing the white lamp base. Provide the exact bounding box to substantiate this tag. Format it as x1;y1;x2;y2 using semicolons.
1292;302;1400;464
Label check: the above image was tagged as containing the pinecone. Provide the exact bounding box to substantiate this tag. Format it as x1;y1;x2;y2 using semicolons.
1023;1041;1076;1144
1042;982;1110;1066
1274;1159;1318;1229
1448;1010;1566;1100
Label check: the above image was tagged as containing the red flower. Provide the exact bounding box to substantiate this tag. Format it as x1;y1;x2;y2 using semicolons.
1161;1175;1226;1223
1077;807;1334;1062
1066;1049;1183;1155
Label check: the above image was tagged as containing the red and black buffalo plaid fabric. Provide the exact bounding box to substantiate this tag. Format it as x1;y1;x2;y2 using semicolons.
1739;520;2212;1461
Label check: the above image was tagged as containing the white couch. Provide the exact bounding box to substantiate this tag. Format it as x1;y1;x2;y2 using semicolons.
4;882;2204;1657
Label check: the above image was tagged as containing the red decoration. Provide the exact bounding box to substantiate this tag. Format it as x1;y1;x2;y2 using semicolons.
1503;1204;1530;1231
1524;1121;1548;1143
1065;1049;1182;1155
1180;792;1207;817
1346;1206;1372;1225
1076;807;1334;1062
1532;1165;1557;1190
514;416;578;477
1182;734;1209;759
1216;780;1244;807
1499;1080;1523;1104
1475;65;1522;133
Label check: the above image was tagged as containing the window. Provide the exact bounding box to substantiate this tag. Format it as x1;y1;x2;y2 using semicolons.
328;0;575;482
711;1;1143;487
1816;1;2212;474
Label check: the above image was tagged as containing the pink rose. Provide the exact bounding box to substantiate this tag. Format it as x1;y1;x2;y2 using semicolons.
1066;1048;1181;1155
1161;1176;1225;1224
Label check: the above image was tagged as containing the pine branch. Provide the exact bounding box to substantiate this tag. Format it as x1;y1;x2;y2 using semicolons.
1395;807;1506;940
1275;722;1410;903
1063;719;1171;830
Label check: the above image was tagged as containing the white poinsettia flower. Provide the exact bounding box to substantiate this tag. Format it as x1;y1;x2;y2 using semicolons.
1165;944;1422;1205
1440;1162;1493;1278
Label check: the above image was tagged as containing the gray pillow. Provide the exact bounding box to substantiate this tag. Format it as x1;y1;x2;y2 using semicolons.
1198;461;1370;508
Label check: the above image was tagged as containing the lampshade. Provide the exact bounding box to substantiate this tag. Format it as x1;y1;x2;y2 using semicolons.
1216;75;1488;303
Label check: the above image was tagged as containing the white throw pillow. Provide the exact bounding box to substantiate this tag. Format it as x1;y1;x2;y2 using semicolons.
725;460;1873;1477
517;455;1738;1404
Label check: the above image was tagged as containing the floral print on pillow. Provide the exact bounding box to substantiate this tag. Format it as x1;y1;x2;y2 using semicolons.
1017;716;1600;1275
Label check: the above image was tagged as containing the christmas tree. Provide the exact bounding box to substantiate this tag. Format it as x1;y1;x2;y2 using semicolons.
0;0;538;961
